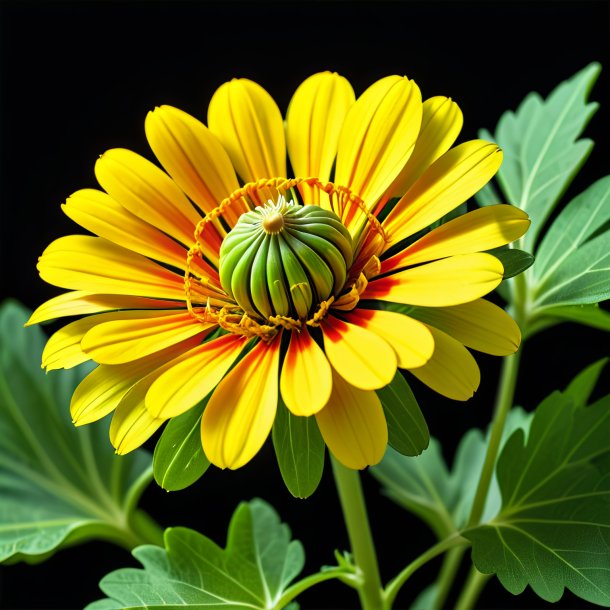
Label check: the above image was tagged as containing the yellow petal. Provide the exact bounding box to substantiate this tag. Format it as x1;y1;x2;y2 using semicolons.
364;253;503;307
71;364;137;425
208;78;286;182
316;369;387;469
42;310;159;371
335;75;422;209
81;310;212;364
38;236;207;301
62;189;195;273
42;315;106;371
383;140;503;245
201;338;281;469
110;387;165;455
72;335;207;426
280;328;332;416
27;292;182;326
286;72;354;204
343;309;434;369
95;148;201;247
409;326;480;400
321;315;397;390
146;333;247;418
385;96;463;199
382;205;530;273
410;299;521;356
145;106;241;226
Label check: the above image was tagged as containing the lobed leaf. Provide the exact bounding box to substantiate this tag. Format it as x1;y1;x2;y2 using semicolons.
0;300;154;563
370;409;530;539
465;388;610;606
479;63;600;251
88;499;306;610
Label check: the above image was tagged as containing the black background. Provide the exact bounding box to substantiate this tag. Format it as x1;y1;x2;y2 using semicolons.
1;1;609;609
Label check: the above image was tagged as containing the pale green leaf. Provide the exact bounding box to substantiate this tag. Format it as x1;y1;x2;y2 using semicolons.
88;499;306;610
370;409;530;539
0;300;155;563
376;371;429;456
153;397;210;492
535;230;610;306
482;63;600;250
531;303;610;334
272;398;324;499
534;176;610;281
464;391;610;606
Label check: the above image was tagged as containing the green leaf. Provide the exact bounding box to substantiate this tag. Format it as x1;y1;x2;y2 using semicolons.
153;397;210;491
371;440;456;539
487;247;534;279
0;300;156;563
409;584;438;610
89;499;306;610
464;391;610;606
377;371;429;456
533;176;610;281
532;303;610;333
481;63;600;250
565;358;608;408
272;398;324;499
371;409;531;539
534;230;610;306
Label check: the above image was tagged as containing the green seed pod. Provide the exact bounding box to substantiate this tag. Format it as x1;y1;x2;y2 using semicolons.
219;197;353;320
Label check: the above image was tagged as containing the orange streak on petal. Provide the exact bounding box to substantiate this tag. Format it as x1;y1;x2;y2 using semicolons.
201;337;281;469
280;328;332;416
147;333;247;418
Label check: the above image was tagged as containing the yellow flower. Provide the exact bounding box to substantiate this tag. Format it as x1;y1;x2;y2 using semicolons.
30;72;529;470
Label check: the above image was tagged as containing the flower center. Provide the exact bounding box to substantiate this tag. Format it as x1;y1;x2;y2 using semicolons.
218;195;353;321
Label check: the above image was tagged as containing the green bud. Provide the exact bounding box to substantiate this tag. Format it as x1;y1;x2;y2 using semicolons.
219;197;353;320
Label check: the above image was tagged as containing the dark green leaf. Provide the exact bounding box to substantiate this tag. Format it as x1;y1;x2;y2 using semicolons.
0;300;155;563
487;247;534;279
376;371;429;456
153;398;210;491
481;63;600;250
88;499;306;610
464;390;610;606
272;398;324;499
565;358;608;408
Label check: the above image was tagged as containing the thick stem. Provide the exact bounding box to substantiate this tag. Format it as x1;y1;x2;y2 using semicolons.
467;348;522;527
454;565;491;610
431;546;467;610
330;456;385;610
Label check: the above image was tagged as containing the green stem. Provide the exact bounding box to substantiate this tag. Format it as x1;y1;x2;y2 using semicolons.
431;546;467;610
454;565;491;610
383;535;468;608
467;348;522;527
330;456;384;610
275;568;358;609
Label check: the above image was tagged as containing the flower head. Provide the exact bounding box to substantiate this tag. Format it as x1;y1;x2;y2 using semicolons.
31;72;529;471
